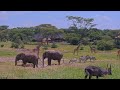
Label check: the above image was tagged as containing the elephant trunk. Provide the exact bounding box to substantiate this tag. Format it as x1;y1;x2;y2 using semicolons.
15;59;17;66
42;58;44;67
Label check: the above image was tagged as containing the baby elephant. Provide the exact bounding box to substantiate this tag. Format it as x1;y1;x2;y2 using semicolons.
15;53;38;68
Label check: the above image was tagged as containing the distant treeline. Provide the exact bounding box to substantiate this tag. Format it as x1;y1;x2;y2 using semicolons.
0;16;120;50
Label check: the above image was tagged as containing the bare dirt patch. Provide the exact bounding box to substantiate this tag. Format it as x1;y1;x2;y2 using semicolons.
0;57;15;62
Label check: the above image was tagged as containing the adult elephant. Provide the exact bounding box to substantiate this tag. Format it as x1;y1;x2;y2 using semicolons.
42;50;63;67
15;53;38;68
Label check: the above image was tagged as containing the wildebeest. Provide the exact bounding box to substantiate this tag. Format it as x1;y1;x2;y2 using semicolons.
84;64;112;79
15;53;38;68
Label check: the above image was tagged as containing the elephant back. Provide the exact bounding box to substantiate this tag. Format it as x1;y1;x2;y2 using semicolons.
46;50;63;60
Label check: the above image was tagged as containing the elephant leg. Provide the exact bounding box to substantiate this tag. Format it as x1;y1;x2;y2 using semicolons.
15;61;17;66
33;64;35;68
22;64;26;67
22;62;27;67
58;60;60;65
36;63;38;68
48;59;51;66
36;62;38;68
35;60;38;68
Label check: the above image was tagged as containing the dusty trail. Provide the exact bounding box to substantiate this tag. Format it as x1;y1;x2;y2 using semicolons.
0;57;15;62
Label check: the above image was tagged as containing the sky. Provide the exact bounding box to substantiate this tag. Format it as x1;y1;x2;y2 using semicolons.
0;11;120;30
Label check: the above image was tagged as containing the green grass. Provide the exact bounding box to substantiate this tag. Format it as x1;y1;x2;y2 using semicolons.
0;50;17;57
0;41;120;79
0;60;120;79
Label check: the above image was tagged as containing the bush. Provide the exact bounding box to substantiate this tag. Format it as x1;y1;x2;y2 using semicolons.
11;43;19;48
0;44;4;47
81;38;89;45
43;45;48;50
80;47;84;50
116;45;120;49
102;35;112;41
69;37;79;45
51;43;58;48
97;40;114;50
20;44;24;49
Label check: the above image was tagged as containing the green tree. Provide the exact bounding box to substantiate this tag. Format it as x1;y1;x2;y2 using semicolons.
66;16;97;30
34;24;64;45
0;25;9;30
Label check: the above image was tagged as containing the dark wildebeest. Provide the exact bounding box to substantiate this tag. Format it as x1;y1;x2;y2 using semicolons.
15;53;38;68
84;64;112;79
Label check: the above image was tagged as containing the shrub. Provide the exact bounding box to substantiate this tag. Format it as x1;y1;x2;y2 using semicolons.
20;44;24;49
97;40;114;50
102;35;112;41
43;45;48;50
11;43;19;48
69;37;79;45
81;38;89;45
1;44;4;47
51;43;58;48
80;47;84;50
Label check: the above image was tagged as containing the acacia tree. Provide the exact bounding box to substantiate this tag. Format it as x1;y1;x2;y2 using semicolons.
34;24;64;45
66;16;97;30
66;16;97;44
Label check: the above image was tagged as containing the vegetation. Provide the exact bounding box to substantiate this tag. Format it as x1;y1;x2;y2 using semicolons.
0;15;120;79
51;43;58;48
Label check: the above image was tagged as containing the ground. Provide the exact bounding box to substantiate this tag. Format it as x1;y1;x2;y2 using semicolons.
0;41;120;79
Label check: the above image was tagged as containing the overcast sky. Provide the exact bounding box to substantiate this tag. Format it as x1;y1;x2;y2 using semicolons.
0;11;120;30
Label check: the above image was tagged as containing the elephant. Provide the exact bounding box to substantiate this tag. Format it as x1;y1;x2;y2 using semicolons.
15;53;38;68
42;50;63;67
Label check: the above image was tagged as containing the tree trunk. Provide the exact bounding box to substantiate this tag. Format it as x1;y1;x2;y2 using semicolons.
46;38;49;45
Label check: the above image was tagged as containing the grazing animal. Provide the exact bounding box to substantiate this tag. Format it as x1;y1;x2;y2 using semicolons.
86;55;96;62
89;45;96;53
79;56;89;63
15;53;38;68
69;58;78;63
84;64;112;79
73;44;81;55
42;50;63;67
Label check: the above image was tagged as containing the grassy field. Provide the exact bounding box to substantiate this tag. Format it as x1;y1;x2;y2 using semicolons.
0;41;120;79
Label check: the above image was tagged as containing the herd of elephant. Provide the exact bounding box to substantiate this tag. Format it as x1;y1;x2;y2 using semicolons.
15;50;63;68
15;50;97;68
15;50;112;79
